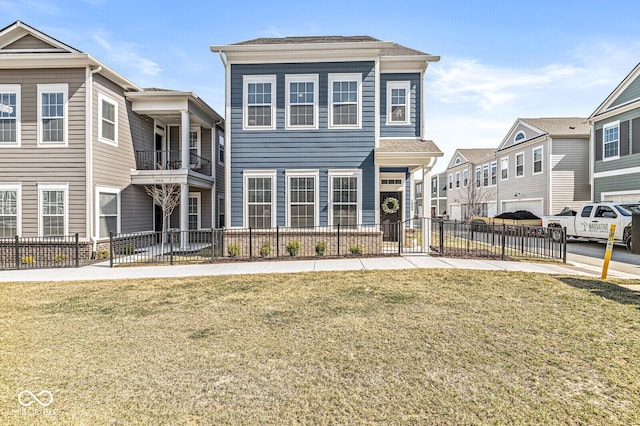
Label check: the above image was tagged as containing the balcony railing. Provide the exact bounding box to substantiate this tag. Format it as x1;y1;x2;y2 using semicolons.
135;150;212;175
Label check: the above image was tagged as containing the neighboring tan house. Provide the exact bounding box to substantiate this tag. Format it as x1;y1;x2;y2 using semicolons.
429;171;447;217
0;21;224;257
495;118;590;216
589;62;640;202
210;36;442;240
445;148;496;221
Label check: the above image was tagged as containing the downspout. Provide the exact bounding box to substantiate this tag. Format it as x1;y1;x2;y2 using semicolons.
87;65;102;255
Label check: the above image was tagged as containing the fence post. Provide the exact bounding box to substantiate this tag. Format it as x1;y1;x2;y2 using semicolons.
501;224;506;260
211;229;215;262
397;221;401;256
276;226;280;258
75;233;79;267
109;232;114;268
249;227;253;258
337;223;341;256
439;220;444;254
562;227;567;264
15;235;19;270
170;231;174;265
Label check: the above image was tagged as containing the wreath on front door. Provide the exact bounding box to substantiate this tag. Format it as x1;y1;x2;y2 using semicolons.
382;197;400;215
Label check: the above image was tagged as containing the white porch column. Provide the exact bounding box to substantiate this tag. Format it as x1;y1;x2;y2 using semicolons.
180;110;190;249
181;111;190;170
422;164;432;252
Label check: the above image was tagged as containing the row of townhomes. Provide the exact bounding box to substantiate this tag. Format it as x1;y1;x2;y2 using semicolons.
0;21;225;259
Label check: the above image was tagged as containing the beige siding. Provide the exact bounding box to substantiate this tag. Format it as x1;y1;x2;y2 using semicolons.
121;185;153;233
0;68;87;237
4;34;62;51
551;138;591;213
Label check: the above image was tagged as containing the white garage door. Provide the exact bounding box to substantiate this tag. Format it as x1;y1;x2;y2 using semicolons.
449;204;462;221
501;200;543;217
602;191;640;202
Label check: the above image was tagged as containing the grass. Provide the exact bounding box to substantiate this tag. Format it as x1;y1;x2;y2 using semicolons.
1;269;639;424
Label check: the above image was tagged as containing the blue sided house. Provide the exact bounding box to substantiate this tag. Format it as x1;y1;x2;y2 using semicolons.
211;36;442;241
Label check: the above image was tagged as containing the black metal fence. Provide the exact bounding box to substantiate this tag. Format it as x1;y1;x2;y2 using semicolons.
0;234;82;270
110;223;401;266
134;150;212;175
405;219;566;262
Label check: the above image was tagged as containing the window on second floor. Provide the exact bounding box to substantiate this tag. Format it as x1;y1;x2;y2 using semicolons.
0;85;20;147
328;73;361;128
38;84;68;146
533;146;543;174
490;161;497;186
515;152;524;177
455;171;460;188
431;178;437;195
218;132;225;165
98;93;118;146
448;174;453;189
189;127;201;168
386;81;410;125
475;167;481;187
603;121;619;161
500;157;508;180
463;169;468;187
244;75;276;130
482;164;489;186
286;75;318;129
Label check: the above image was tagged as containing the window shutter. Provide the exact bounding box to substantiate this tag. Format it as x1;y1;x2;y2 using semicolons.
633;118;640;154
595;128;603;161
620;120;630;157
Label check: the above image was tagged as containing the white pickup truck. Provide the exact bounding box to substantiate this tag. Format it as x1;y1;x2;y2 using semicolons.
542;202;640;246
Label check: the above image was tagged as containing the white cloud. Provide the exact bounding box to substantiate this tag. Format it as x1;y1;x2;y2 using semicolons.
92;32;161;80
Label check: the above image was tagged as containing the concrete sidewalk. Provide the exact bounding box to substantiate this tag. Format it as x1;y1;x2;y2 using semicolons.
0;254;637;283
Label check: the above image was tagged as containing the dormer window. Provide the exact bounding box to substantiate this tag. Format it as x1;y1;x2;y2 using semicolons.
454;157;461;165
514;131;526;143
386;81;410;125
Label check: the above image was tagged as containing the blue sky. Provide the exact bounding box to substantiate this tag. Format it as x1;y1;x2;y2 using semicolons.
4;0;640;172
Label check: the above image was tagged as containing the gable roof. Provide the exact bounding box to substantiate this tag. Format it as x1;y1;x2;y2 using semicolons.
497;117;589;151
446;148;495;169
590;62;640;121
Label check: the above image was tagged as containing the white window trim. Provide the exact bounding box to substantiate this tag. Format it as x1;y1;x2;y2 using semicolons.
328;73;362;129
482;164;489;187
285;169;320;227
500;156;509;181
462;169;468;187
431;178;437;195
514;130;526;143
475;166;481;187
285;74;318;130
448;174;453;189
38;183;68;237
98;92;118;146
243;75;276;130
515;152;525;178
37;83;68;147
189;126;201;168
532;146;543;175
217;193;225;228
0;183;21;236
217;132;225;166
602;121;620;162
188;192;201;230
490;161;497;186
328;169;362;226
95;185;121;239
243;170;277;228
386;80;411;126
0;84;21;147
455;171;460;188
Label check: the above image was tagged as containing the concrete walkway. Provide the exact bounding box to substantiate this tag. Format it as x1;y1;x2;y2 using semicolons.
0;254;637;283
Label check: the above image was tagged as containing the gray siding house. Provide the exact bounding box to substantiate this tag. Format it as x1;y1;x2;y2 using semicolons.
495;118;590;216
211;36;442;237
589;63;640;202
430;171;447;217
0;21;224;255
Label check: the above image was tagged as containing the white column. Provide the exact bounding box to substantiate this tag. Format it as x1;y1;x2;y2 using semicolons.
180;184;189;249
422;164;432;252
181;111;190;170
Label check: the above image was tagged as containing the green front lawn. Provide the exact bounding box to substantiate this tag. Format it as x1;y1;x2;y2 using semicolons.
1;270;639;424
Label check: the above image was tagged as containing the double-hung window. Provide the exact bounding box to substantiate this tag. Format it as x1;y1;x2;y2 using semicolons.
218;133;224;165
96;186;120;238
448;174;453;189
501;157;509;180
244;170;276;228
386;81;410;125
287;171;318;228
217;194;225;228
431;178;437;195
329;73;361;128
515;152;524;177
475;167;481;187
188;192;201;230
329;170;361;226
603;122;619;160
244;76;276;130
532;146;543;174
39;184;67;237
490;161;497;185
455;172;460;188
0;85;20;146
189;127;201;168
38;84;68;146
482;164;489;186
462;169;468;187
98;93;117;145
0;184;20;237
286;75;318;129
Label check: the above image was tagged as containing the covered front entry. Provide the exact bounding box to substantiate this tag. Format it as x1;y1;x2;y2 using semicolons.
380;191;402;241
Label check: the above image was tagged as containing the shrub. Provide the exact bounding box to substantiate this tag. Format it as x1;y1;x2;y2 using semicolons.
21;255;34;265
349;244;364;255
53;254;68;264
260;241;271;258
315;240;327;256
227;243;241;258
121;245;134;255
97;250;110;260
286;240;300;257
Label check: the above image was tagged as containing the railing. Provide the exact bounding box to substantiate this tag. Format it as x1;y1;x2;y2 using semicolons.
134;150;212;175
403;218;566;262
110;223;401;266
0;234;82;270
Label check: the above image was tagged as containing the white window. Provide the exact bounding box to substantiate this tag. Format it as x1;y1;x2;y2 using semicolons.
39;184;68;237
603;121;619;160
328;73;362;128
482;164;489;186
462;169;468;187
189;127;201;168
386;81;410;125
188;192;201;230
217;194;225;228
96;186;120;239
218;132;225;165
98;93;117;146
501;157;509;180
431;178;437;195
532;146;543;175
455;171;460;188
490;161;497;186
514;131;526;143
448;174;453;189
475;167;481;187
285;74;318;129
286;170;319;228
243;75;276;130
454;157;461;165
329;169;362;226
244;170;277;228
0;85;20;146
516;152;525;177
0;184;20;237
37;84;68;146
